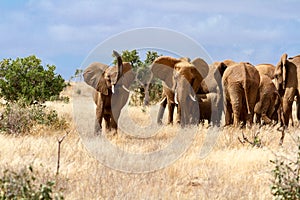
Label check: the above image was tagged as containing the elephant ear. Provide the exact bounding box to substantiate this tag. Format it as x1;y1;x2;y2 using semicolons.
213;61;229;91
215;62;229;77
281;53;288;89
83;62;109;95
119;62;136;89
191;58;209;79
151;56;181;89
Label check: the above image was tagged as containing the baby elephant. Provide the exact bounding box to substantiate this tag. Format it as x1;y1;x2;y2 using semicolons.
197;92;221;126
254;74;281;125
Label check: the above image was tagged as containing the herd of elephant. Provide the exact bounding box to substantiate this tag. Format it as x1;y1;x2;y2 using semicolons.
83;50;300;136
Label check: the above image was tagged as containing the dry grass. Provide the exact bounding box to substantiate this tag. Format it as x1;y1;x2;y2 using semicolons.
0;82;299;199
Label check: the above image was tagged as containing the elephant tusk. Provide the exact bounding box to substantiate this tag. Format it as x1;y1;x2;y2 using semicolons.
174;92;178;104
122;85;130;93
189;94;197;102
158;96;167;105
112;84;115;94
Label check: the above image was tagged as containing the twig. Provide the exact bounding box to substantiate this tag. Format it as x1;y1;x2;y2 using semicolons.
56;130;71;175
238;130;261;147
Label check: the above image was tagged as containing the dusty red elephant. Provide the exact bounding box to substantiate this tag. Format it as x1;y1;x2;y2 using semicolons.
83;51;135;135
220;62;260;127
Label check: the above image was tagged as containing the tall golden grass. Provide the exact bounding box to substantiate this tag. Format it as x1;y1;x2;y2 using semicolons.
0;83;299;199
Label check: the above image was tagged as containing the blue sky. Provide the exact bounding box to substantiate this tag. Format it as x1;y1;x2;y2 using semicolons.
1;0;300;79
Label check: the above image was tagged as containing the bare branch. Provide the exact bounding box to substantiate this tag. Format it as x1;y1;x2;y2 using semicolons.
56;130;71;175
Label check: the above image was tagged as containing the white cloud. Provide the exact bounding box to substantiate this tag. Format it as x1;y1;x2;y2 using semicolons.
0;0;300;78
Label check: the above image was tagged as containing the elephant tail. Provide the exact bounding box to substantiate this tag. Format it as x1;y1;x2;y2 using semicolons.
243;63;251;115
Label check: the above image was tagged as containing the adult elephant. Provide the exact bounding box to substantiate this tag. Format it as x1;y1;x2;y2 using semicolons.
221;62;260;127
254;74;281;125
255;64;275;80
83;50;135;135
274;53;300;126
197;60;237;126
152;56;209;126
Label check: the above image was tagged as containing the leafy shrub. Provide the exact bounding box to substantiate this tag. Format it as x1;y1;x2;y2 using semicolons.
0;166;63;199
0;101;68;134
0;55;66;105
270;138;300;199
49;95;70;103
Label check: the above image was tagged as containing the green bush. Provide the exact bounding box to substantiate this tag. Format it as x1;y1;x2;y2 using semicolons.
0;166;63;199
270;138;300;199
0;101;68;135
0;55;66;105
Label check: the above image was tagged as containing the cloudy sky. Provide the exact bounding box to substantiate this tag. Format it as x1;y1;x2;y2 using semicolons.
1;0;300;79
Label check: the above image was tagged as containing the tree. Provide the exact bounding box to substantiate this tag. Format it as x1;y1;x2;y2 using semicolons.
113;49;142;71
73;68;83;81
0;55;66;104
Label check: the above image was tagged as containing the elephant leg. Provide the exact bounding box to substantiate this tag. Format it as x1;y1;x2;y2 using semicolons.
246;102;256;126
282;88;295;126
255;114;261;124
297;96;300;122
245;85;259;127
95;105;104;135
230;90;242;127
110;108;121;135
175;104;180;124
167;102;175;124
157;97;167;125
104;114;111;131
282;99;293;126
290;113;294;127
261;114;272;124
224;99;233;126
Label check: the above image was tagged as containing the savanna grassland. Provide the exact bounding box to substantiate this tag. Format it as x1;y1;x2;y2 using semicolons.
0;83;299;200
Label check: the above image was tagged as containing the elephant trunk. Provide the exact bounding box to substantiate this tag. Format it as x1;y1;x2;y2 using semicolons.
176;77;199;126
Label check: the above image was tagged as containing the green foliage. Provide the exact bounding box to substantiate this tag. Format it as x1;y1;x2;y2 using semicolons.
270;138;300;199
0;101;68;135
0;55;66;105
0;166;63;199
113;49;142;71
49;95;70;104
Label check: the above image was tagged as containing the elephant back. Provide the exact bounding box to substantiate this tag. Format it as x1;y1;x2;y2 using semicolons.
255;64;275;79
222;62;260;86
289;55;300;66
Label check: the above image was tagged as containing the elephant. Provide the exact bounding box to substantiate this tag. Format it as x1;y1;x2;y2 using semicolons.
196;92;220;126
255;64;275;80
152;56;209;126
83;50;135;135
221;62;260;127
196;59;237;126
254;74;281;125
274;53;300;126
200;60;237;94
